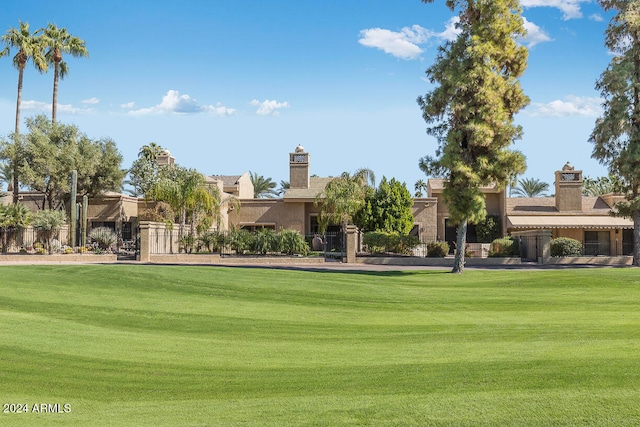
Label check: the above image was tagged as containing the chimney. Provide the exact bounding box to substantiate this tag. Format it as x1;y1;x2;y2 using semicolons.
555;162;582;211
289;145;310;189
157;150;175;167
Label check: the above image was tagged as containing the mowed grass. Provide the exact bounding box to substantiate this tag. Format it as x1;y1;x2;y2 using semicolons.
1;265;639;426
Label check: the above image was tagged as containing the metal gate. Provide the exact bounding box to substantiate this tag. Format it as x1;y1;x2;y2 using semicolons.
518;235;539;262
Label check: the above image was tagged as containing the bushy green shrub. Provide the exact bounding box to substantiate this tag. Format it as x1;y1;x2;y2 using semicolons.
225;229;251;254
476;215;501;243
363;231;420;255
550;237;582;257
489;237;519;257
250;228;278;255
197;231;224;253
426;241;450;258
363;232;388;254
278;229;309;255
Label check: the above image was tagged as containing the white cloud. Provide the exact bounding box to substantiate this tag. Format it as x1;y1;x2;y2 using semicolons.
528;95;603;117
589;14;604;22
21;100;50;111
358;26;429;60
439;17;461;42
22;100;93;114
358;21;461;60
522;17;552;47
250;99;290;116
81;97;100;105
120;101;135;109
520;0;588;20
129;90;235;116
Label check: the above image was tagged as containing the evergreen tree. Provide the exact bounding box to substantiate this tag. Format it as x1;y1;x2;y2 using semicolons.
417;0;528;273
590;0;640;265
358;177;414;234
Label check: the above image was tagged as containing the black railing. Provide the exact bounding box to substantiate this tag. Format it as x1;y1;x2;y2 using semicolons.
583;241;611;256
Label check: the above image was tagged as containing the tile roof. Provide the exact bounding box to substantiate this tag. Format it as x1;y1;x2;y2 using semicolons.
506;196;615;216
283;177;334;200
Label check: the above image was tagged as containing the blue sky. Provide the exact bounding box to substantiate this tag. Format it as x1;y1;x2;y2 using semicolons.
0;0;615;192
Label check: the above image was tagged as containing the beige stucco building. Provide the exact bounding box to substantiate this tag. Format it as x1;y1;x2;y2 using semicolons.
227;145;439;242
1;145;634;257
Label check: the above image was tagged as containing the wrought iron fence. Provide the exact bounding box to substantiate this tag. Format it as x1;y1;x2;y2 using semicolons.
0;227;67;254
583;241;611;256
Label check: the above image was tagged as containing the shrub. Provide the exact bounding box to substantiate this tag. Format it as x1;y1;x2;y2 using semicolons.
89;227;117;251
550;237;582;257
198;231;223;253
225;229;251;254
179;234;195;254
426;241;450;258
489;237;519;257
363;231;420;255
476;215;501;243
363;232;388;254
278;229;309;255
250;228;278;255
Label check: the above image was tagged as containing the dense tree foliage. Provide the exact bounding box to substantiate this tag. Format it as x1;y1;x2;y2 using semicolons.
147;165;222;247
0;115;125;210
315;168;375;233
589;0;640;265
418;0;529;272
125;143;165;197
357;177;414;235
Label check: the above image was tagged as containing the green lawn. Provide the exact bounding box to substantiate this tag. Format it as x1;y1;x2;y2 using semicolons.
1;265;639;426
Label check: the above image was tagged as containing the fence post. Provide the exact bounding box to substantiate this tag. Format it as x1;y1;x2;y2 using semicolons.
139;221;152;262
345;225;358;264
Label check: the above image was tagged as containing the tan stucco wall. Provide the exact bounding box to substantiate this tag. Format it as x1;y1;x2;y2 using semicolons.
229;199;323;234
88;196;139;223
412;198;438;242
429;189;505;241
236;172;254;199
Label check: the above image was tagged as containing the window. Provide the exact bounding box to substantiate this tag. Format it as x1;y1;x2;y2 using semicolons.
584;231;610;256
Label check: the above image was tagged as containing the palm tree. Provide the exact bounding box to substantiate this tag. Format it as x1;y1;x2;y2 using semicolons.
414;179;428;197
315;168;375;233
138;142;164;161
1;20;48;202
511;178;550;198
148;167;221;250
41;24;88;124
276;180;290;196
582;175;625;196
249;171;277;198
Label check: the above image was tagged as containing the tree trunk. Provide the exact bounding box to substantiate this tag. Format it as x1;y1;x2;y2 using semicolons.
452;220;468;274
633;210;640;266
12;67;24;204
52;60;60;124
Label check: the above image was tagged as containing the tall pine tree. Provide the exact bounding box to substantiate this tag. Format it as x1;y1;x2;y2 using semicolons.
418;0;528;273
590;0;640;265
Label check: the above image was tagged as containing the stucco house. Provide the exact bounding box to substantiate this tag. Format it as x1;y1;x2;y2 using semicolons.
226;145;439;242
1;143;634;258
424;162;633;256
